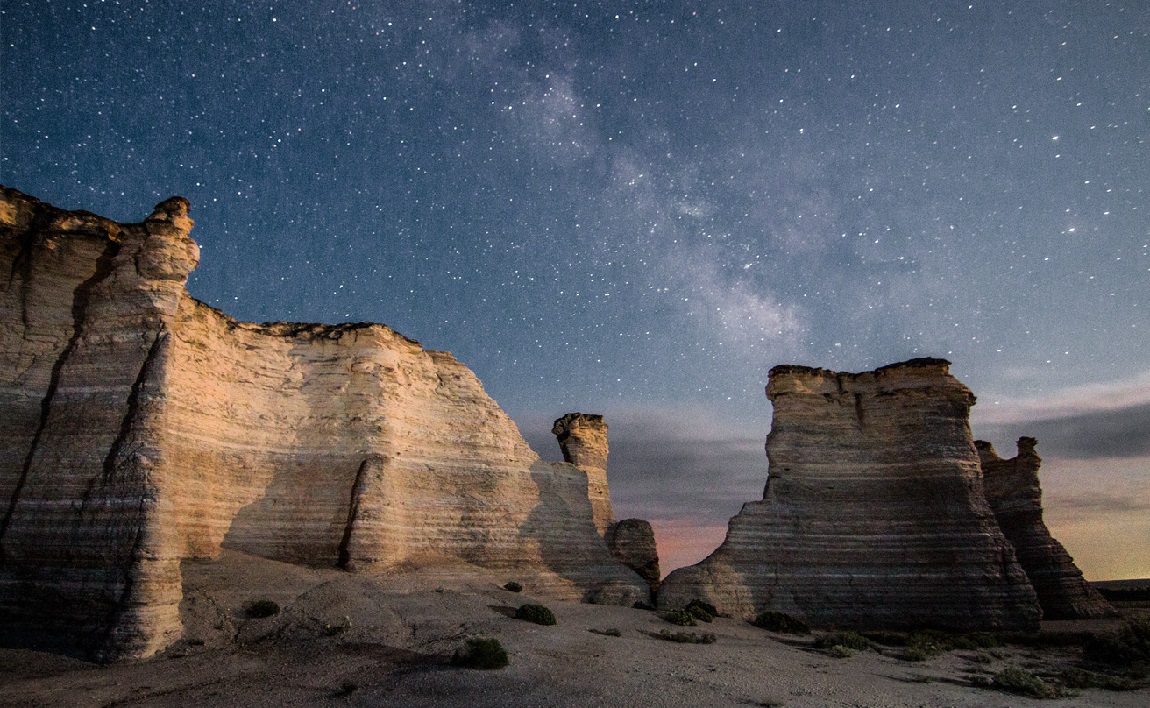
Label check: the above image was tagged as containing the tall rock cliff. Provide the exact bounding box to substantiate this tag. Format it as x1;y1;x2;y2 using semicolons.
977;438;1116;620
0;187;646;661
659;359;1041;632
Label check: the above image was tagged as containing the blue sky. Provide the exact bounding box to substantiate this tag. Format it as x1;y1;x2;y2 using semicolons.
3;1;1147;576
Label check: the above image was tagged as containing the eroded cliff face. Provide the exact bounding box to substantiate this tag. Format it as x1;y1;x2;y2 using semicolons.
977;438;1116;620
0;187;646;660
659;359;1041;632
551;413;614;535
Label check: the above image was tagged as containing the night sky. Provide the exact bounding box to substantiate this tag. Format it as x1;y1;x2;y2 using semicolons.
3;1;1148;578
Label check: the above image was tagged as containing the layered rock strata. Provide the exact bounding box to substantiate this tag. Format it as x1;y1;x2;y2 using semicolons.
977;438;1116;619
605;519;661;598
551;413;614;535
0;187;646;661
660;359;1040;632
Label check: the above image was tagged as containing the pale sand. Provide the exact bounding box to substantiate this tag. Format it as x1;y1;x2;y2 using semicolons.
1;551;1146;707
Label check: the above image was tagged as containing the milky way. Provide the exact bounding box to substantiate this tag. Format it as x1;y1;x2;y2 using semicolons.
4;1;1148;576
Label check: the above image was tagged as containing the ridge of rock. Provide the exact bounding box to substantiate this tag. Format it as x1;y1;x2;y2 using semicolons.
659;359;1041;632
0;186;646;660
977;438;1116;620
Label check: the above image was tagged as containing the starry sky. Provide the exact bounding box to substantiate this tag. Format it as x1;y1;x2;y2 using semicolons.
3;1;1148;578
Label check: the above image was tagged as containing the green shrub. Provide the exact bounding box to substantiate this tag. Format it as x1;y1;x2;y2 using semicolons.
751;611;810;635
815;631;877;652
685;599;719;621
503;581;523;592
514;603;557;626
825;644;854;659
452;637;509;670
990;665;1061;698
661;609;697;627
245;599;280;619
656;629;716;644
902;644;931;662
1062;667;1140;691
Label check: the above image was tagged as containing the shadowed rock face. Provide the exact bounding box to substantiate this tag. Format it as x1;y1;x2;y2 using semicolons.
977;438;1116;620
552;413;614;535
659;359;1041;632
0;187;646;661
605;519;661;597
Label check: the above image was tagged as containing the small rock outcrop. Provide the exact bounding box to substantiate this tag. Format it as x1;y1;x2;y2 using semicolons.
552;413;614;535
605;519;661;597
659;359;1040;632
0;187;646;661
977;438;1116;620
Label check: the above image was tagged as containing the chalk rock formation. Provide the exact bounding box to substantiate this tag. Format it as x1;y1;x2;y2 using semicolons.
977;438;1116;620
605;519;661;597
0;187;646;661
660;359;1040;632
552;413;614;535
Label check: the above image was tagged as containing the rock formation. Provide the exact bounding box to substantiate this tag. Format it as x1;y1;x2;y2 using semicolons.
977;438;1116;620
605;519;661;598
551;413;614;535
659;359;1041;632
0;186;646;661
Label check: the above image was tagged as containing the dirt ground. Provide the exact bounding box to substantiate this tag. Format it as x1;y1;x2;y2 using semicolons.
1;552;1146;707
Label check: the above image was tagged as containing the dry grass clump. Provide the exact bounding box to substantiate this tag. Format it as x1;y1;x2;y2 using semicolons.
656;629;717;644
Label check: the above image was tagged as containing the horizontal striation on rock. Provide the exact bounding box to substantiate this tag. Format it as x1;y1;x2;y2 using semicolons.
659;359;1041;632
977;438;1116;620
0;186;646;661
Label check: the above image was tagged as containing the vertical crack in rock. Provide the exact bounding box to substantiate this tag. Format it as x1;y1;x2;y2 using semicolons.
95;495;150;661
101;329;165;484
337;456;375;569
0;238;122;560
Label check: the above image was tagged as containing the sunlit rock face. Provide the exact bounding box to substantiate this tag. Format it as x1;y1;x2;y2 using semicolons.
552;413;614;535
977;438;1116;620
0;187;645;661
659;359;1041;632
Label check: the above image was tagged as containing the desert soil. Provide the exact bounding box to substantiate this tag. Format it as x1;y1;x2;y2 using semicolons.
1;551;1146;707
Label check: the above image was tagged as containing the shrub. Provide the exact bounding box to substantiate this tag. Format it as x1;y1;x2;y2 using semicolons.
515;603;557;626
751;611;810;635
656;629;716;644
503;581;523;592
245;599;280;619
990;665;1061;698
815;631;877;652
825;644;854;659
685;599;719;622
661;609;697;627
452;637;509;670
1061;667;1140;691
902;644;931;662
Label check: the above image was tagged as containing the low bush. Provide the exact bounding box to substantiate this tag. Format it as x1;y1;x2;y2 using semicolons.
1062;667;1140;691
825;644;854;659
452;637;509;670
661;609;697;627
685;599;718;622
990;665;1061;699
245;599;280;619
814;631;877;653
751;611;810;635
503;581;523;592
656;629;716;644
514;603;557;626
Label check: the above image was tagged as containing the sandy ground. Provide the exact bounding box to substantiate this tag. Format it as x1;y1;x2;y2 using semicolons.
1;551;1146;707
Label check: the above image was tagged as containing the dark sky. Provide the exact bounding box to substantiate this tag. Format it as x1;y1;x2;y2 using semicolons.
3;1;1148;576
